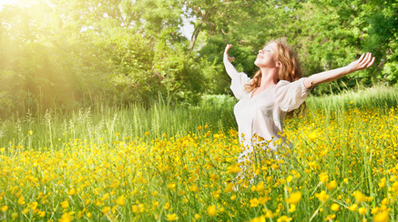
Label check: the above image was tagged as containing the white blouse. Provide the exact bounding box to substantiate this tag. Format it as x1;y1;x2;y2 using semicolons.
230;72;310;161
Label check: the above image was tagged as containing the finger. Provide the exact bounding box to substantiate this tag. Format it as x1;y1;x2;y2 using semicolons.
358;53;365;62
359;53;371;67
364;53;372;64
366;57;376;68
225;44;232;53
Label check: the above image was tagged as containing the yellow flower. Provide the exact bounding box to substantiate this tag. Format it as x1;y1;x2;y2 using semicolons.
224;183;234;193
255;182;265;192
250;198;259;208
250;215;266;222
197;126;202;130
330;203;339;211
259;196;267;204
144;132;150;136
164;202;170;210
265;210;274;218
271;164;279;170
277;215;292;222
353;191;367;204
18;196;25;205
373;210;389;222
326;180;337;191
325;214;336;221
212;190;220;199
190;184;199;192
308;132;317;141
28;202;38;210
0;206;8;212
101;206;110;215
231;195;237;201
207;205;216;217
226;164;242;174
61;201;69;209
116;195;126;206
286;191;302;205
349;204;358;212
289;204;296;213
166;213;178;221
319;172;329;183
132;205;139;212
101;193;109;201
358;207;367;215
378;178;386;188
315;191;329;202
381;198;389;205
68;188;76;196
58;212;74;222
194;214;201;219
371;207;380;214
168;183;176;190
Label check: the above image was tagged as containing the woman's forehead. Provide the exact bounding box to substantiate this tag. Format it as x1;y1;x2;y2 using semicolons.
263;42;278;50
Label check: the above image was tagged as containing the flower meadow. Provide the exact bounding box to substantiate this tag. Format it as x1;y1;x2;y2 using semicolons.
1;88;398;222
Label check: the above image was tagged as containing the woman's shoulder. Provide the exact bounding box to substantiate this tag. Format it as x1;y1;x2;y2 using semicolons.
273;78;310;96
276;78;308;88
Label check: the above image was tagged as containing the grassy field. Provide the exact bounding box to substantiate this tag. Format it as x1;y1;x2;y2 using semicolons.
1;85;398;221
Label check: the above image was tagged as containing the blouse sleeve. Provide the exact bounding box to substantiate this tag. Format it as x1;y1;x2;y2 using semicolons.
230;72;251;100
275;78;311;112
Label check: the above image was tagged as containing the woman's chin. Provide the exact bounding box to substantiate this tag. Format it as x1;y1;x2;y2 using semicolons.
254;60;260;67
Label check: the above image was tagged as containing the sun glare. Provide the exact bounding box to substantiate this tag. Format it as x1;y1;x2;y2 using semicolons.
0;0;19;7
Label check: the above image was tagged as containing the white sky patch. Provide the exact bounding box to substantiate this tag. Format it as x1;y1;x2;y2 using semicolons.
180;5;195;39
181;16;195;39
0;0;19;10
0;0;19;5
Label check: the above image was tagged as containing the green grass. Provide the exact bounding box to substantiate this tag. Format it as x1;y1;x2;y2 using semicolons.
1;85;397;150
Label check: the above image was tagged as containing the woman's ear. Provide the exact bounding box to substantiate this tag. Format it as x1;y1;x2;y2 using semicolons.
276;61;281;68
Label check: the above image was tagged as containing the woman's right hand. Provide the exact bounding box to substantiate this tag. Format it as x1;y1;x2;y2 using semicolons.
224;44;235;62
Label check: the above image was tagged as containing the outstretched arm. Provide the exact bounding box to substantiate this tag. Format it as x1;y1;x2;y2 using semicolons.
223;44;240;79
304;53;375;89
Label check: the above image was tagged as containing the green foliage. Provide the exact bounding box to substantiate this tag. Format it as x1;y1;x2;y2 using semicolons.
0;0;397;116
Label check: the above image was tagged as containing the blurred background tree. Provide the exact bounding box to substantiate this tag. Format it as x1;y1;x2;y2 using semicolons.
0;0;396;117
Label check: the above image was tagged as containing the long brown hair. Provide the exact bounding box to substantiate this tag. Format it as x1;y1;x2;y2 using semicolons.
245;40;306;117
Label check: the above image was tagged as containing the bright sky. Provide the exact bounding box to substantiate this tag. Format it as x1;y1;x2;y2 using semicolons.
0;0;19;5
0;0;19;9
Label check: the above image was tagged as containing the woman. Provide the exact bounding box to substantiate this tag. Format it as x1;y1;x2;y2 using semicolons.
224;40;375;166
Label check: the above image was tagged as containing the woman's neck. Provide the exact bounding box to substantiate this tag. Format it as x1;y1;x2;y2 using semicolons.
258;68;278;89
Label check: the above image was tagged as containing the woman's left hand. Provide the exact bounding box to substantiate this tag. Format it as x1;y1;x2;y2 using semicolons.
347;52;375;73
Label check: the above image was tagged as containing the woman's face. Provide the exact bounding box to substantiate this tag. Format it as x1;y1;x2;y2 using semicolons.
254;42;279;68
